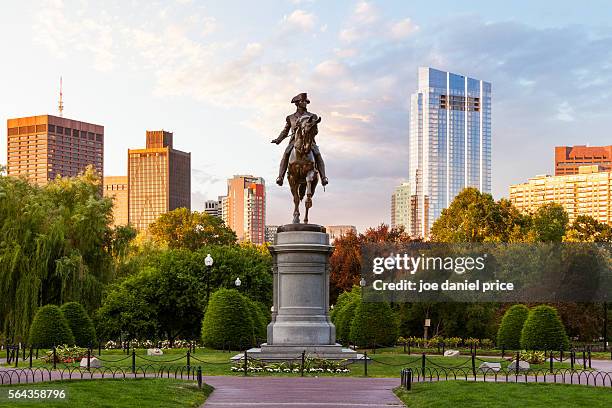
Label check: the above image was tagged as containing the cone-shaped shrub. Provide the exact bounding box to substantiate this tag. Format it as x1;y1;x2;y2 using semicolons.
29;305;75;347
496;304;529;350
349;301;399;347
335;297;361;343
201;288;254;349
520;305;570;351
60;302;97;347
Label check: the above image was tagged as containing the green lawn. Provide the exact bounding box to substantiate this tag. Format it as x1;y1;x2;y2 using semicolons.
395;381;612;408
2;347;580;377
0;378;212;408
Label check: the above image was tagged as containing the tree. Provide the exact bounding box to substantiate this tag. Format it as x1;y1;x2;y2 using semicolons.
0;166;117;341
531;203;568;242
95;245;273;341
148;208;237;250
521;305;570;351
60;302;97;347
330;224;413;302
431;188;528;243
496;304;529;349
564;215;612;242
95;267;159;340
349;301;399;347
201;288;255;349
29;305;75;347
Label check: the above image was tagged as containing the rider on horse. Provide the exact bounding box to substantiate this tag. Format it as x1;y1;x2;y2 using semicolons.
271;93;328;187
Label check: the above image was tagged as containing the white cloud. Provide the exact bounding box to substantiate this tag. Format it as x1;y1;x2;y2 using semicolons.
282;9;316;32
555;101;575;122
389;18;419;39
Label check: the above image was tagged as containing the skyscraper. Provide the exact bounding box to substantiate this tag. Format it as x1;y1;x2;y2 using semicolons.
409;67;491;237
555;145;612;175
128;130;191;232
103;176;128;227
222;175;266;244
6;115;103;185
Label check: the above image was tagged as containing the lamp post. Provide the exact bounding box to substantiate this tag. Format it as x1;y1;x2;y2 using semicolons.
235;277;242;289
204;254;214;304
359;277;366;288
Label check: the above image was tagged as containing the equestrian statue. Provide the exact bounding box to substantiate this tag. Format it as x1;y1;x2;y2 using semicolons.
271;93;328;224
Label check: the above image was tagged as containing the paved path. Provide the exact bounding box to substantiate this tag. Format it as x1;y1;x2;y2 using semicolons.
201;377;404;408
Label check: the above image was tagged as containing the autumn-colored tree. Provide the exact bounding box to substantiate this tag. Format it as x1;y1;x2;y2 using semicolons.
148;208;237;250
329;224;414;303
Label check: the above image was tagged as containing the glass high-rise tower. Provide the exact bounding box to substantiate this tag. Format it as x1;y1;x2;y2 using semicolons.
408;67;491;237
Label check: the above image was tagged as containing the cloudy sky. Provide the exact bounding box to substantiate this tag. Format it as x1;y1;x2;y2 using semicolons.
1;0;612;231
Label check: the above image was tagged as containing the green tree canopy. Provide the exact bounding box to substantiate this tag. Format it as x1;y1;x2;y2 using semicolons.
29;305;75;347
148;208;237;250
430;188;528;243
0;166;118;341
531;203;569;242
496;304;529;349
96;245;272;341
563;215;612;242
521;305;570;351
60;302;97;347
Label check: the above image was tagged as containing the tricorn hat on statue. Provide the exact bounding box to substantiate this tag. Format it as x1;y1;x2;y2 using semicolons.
291;93;310;104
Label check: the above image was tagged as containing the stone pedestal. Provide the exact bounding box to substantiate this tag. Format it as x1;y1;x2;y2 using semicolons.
238;224;360;361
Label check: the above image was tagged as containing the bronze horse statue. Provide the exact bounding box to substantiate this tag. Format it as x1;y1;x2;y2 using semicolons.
288;114;321;224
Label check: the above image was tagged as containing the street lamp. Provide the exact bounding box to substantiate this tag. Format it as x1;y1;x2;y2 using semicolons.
204;254;213;303
235;277;242;288
359;277;366;287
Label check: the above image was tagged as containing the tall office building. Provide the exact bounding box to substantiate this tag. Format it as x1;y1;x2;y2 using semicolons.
103;176;128;227
6;115;103;185
222;175;265;244
391;182;411;230
409;67;491;237
555;145;612;175
128;130;191;232
510;165;612;225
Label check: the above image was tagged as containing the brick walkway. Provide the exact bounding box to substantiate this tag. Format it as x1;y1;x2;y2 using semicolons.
201;377;404;408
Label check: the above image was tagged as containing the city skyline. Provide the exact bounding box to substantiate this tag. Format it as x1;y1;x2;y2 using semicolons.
2;1;612;231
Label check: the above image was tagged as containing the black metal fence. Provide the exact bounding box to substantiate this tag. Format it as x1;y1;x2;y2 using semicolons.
400;367;612;388
0;365;205;389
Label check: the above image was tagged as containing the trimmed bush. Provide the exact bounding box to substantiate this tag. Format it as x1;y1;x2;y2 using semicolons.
60;302;97;347
496;304;529;349
331;287;360;324
29;305;75;347
349;301;399;347
201;288;254;349
335;297;361;343
248;299;269;341
520;305;570;351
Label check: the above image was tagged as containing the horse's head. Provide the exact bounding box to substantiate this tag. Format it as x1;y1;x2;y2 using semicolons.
295;114;321;154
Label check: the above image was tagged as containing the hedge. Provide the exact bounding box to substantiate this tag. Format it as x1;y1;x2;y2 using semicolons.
335;297;361;343
349;301;399;347
201;288;254;349
520;305;570;351
28;305;75;347
60;302;97;347
496;304;529;350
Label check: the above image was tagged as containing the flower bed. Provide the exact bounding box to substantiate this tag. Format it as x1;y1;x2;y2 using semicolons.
231;357;350;374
